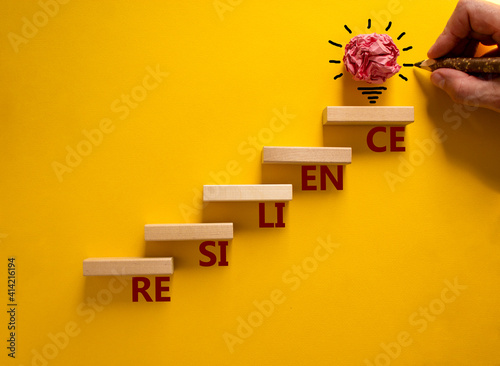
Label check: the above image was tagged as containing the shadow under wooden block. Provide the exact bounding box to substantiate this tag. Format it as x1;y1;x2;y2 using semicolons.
261;164;304;186
202;201;290;232
203;201;291;249
144;239;232;270
261;164;347;196
83;273;176;304
323;125;377;154
323;124;410;155
83;275;135;304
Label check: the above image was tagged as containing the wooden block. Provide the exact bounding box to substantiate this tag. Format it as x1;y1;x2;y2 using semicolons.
83;257;174;276
322;106;414;125
203;184;293;202
262;146;351;164
144;223;233;241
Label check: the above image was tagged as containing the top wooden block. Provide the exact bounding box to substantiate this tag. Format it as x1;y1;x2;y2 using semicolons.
144;223;233;241
204;184;293;202
262;146;351;164
322;106;414;125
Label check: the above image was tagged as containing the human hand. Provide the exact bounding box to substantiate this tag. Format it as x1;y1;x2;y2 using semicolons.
427;0;500;112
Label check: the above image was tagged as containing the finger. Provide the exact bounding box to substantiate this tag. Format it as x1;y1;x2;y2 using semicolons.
448;38;480;57
428;0;500;59
430;68;500;112
427;28;464;59
428;1;473;59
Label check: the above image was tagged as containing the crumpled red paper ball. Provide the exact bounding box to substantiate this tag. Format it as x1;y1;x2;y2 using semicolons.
343;33;401;84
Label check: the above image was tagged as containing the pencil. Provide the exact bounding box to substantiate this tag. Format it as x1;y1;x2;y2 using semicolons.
414;57;500;73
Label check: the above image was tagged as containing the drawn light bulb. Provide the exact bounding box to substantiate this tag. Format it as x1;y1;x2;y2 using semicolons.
328;20;414;104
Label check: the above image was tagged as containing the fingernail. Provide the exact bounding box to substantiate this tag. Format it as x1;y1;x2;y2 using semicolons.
430;72;445;89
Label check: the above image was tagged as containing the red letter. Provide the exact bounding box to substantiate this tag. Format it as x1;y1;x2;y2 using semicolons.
132;277;152;302
259;202;275;227
301;165;317;190
155;277;171;302
199;241;217;266
367;126;387;152
320;165;343;190
390;126;405;152
275;203;286;228
218;241;229;266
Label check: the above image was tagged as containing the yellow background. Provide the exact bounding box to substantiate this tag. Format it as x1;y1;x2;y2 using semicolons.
2;0;500;365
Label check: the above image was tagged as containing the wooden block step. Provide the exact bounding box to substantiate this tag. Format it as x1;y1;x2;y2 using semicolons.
262;146;351;164
83;257;174;276
323;106;414;125
203;184;293;202
144;223;233;241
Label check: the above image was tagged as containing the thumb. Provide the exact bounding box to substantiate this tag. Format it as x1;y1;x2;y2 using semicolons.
430;68;500;112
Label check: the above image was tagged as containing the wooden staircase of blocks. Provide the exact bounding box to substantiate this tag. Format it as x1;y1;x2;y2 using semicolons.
83;106;414;276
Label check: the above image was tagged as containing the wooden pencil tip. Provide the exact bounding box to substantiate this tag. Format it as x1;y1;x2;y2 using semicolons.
414;60;424;68
413;59;434;71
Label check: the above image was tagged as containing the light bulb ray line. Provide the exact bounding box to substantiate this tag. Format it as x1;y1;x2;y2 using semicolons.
328;40;342;48
357;87;387;91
